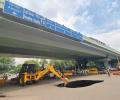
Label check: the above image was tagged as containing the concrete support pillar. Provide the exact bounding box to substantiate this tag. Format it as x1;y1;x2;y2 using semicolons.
104;58;111;76
104;58;111;69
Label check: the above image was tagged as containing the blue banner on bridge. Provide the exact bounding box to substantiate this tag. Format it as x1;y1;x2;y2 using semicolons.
3;0;83;42
3;1;23;18
23;8;44;25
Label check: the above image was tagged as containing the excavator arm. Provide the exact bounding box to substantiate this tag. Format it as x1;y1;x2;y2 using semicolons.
35;68;49;81
35;64;69;86
19;64;69;86
46;64;69;86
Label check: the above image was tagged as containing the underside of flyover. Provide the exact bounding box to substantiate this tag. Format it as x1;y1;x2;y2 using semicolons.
0;12;119;60
0;37;103;60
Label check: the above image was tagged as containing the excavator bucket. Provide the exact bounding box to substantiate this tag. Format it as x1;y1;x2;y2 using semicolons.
46;64;69;86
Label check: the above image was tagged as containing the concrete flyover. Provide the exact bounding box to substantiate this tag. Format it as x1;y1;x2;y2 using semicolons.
0;1;120;60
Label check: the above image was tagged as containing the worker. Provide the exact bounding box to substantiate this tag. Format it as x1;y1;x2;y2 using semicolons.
106;67;110;77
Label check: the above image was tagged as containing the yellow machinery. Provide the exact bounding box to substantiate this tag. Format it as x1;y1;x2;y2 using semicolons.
0;79;5;86
18;64;69;86
63;70;73;77
0;75;8;86
88;68;98;75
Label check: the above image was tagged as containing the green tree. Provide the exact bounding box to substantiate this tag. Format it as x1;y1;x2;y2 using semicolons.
10;64;22;74
39;59;48;67
0;57;15;74
49;59;76;71
86;61;96;68
63;60;76;67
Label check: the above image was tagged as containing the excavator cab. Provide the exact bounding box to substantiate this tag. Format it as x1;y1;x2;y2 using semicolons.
20;64;36;74
18;64;69;86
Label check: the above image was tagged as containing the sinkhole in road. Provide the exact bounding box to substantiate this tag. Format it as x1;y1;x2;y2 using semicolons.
57;80;104;88
0;95;6;98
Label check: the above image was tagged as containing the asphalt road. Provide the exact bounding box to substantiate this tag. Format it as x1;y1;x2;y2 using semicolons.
0;75;120;100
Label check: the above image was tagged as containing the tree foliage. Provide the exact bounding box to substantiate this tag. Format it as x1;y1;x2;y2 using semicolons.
86;61;96;68
39;59;48;67
10;64;22;74
50;60;76;68
0;57;15;74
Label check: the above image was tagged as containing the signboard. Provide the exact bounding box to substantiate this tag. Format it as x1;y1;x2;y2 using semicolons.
23;9;43;25
0;3;3;9
0;0;4;9
3;1;83;42
23;9;34;22
3;1;23;18
44;18;55;30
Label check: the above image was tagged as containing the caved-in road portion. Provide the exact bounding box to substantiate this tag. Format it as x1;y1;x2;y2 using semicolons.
57;80;104;88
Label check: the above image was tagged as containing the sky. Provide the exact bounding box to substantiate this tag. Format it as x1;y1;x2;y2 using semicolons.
10;0;120;51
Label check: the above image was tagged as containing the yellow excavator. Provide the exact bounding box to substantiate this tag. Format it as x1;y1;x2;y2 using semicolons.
18;64;69;86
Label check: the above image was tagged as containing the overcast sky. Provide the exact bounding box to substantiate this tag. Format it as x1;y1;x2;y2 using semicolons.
10;0;120;51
